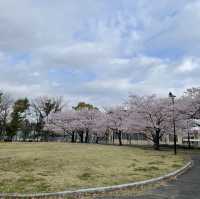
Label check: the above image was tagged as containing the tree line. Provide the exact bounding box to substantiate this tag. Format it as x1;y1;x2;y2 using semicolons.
1;87;200;150
0;94;64;141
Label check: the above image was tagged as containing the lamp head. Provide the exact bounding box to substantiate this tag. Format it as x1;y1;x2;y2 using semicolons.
169;92;176;98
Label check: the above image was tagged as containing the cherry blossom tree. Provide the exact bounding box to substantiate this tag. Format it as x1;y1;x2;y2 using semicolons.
127;94;171;150
178;88;200;120
90;110;108;144
175;88;200;148
46;108;107;143
106;106;129;146
76;108;103;143
0;92;13;140
46;110;79;142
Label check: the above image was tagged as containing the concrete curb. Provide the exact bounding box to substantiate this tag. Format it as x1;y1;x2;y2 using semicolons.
0;161;193;198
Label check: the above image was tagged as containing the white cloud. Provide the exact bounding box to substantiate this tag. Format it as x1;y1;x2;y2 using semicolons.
30;72;40;77
0;1;200;107
177;58;199;73
84;78;133;94
37;42;115;69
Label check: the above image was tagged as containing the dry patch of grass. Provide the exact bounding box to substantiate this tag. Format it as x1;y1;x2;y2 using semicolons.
0;143;185;194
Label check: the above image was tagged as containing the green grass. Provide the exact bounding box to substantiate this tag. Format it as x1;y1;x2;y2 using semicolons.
0;143;185;194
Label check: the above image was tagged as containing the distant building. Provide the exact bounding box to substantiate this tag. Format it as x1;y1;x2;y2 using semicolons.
162;120;200;147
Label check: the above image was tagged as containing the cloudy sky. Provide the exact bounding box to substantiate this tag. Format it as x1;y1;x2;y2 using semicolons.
0;0;199;107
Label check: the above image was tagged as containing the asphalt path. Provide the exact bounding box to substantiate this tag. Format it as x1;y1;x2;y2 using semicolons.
99;154;200;199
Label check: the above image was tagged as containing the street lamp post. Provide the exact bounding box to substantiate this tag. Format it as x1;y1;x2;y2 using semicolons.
187;120;191;149
169;92;177;155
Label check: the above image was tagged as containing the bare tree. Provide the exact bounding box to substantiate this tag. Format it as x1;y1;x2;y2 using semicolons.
31;96;64;141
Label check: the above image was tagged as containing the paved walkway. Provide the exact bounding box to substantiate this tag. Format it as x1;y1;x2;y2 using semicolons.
99;154;200;199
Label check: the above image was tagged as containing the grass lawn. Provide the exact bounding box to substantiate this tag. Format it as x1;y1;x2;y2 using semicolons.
0;143;185;194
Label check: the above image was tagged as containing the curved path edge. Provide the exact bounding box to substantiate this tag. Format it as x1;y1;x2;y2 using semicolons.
0;161;193;198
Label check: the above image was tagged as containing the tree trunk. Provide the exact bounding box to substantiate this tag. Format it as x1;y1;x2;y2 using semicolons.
105;132;109;144
36;132;39;142
23;131;26;142
118;130;122;146
71;131;75;143
85;129;89;143
37;132;39;142
126;133;129;144
9;135;14;142
33;130;36;141
153;129;160;150
96;137;99;144
74;132;77;142
79;131;84;143
0;128;3;141
45;131;48;142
